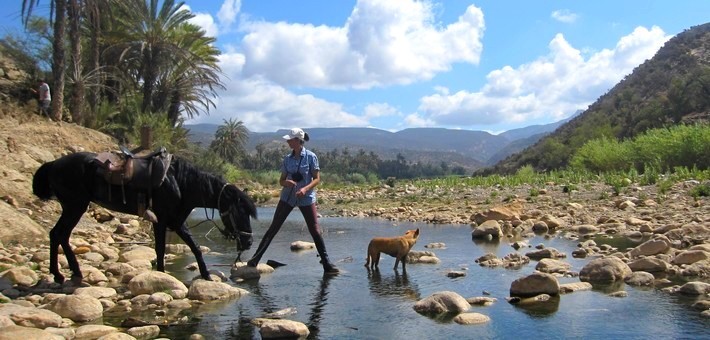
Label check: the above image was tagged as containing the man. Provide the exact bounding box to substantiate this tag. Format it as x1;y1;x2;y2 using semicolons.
33;79;51;118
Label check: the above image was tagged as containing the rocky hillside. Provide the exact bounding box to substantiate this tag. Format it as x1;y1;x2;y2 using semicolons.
488;22;710;174
0;106;118;245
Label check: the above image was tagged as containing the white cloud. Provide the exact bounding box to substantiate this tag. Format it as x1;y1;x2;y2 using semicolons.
363;103;400;120
189;12;219;37
188;51;368;131
217;0;241;29
417;26;670;127
551;9;578;24
239;0;485;89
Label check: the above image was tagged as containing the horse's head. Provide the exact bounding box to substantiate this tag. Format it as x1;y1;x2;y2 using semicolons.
217;184;257;251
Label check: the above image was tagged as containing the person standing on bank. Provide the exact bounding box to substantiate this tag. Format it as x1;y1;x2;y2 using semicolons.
33;79;51;118
247;128;339;274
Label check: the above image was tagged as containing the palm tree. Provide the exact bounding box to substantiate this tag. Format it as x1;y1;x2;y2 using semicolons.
108;0;199;116
22;0;67;122
153;23;224;126
210;118;248;164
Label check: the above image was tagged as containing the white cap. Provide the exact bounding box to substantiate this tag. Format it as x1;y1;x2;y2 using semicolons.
282;128;308;141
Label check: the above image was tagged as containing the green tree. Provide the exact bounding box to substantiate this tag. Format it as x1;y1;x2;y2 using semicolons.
209;118;248;164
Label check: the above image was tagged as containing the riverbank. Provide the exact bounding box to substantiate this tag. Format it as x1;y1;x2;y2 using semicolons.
0;114;708;338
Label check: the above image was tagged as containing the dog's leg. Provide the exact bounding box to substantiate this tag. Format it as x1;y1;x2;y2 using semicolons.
373;252;380;269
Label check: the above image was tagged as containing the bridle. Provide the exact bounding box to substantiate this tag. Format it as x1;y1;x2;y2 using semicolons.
208;183;253;259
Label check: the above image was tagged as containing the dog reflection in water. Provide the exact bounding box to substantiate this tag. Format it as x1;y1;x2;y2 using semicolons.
365;228;420;271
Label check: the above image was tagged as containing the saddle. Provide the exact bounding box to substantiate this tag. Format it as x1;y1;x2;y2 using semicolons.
94;146;174;223
95;146;172;188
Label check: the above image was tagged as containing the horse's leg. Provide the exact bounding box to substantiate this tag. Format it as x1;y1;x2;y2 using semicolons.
50;202;87;284
173;223;210;280
153;222;167;273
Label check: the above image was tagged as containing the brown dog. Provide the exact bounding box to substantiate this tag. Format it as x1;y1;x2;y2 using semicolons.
365;228;420;271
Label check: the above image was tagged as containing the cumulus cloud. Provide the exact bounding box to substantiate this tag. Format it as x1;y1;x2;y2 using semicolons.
551;9;578;24
189;12;219;37
239;0;485;88
417;26;670;127
191;0;486;131
217;0;241;29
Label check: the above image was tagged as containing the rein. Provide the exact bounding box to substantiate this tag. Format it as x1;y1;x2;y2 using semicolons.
200;183;253;259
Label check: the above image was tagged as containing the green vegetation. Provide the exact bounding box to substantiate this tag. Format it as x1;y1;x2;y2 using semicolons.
570;124;710;173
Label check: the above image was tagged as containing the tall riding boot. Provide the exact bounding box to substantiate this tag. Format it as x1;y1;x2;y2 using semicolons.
313;233;339;274
246;232;274;267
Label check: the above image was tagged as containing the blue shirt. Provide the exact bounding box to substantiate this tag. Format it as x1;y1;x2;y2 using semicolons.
279;148;319;207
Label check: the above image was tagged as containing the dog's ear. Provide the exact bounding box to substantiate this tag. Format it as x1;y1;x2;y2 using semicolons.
414;228;420;237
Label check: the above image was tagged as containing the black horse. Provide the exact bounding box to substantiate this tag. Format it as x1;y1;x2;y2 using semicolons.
32;151;257;284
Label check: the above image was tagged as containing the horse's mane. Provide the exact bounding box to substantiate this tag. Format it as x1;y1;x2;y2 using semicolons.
170;156;223;197
170;157;257;218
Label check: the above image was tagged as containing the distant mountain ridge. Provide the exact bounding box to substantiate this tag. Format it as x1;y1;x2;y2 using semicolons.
186;115;572;170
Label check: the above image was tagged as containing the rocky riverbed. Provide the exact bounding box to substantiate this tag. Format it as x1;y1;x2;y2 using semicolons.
0;114;708;339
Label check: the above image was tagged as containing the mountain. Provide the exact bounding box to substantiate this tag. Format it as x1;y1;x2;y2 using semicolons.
186;115;571;170
484;22;710;174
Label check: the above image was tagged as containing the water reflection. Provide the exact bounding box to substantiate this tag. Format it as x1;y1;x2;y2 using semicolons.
510;295;561;317
306;274;335;338
366;268;420;301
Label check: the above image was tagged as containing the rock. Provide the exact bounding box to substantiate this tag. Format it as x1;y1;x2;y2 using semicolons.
0;325;64;340
0;266;39;286
74;324;118;340
580;257;632;283
147;292;173;306
119;246;157;263
126;325;160;339
187;279;249;301
535;258;572;274
45;295;103;322
627;257;670;272
96;332;136;340
672;250;710;265
289;241;315;251
509;272;560;298
507;294;551;304
127;271;188;299
628;236;671;258
559;282;593;294
471;203;522;225
625;271;655;286
0;303;62;329
525;247;566;260
471;220;502;239
74;287;117;299
453;312;490;325
413;291;470;314
424;242;446;249
231;262;274;280
466;297;497;306
447;271;466;278
540;214;563;229
678;282;710;295
251;318;310;339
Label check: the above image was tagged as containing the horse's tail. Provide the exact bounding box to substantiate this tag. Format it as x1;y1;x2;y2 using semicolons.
33;161;55;200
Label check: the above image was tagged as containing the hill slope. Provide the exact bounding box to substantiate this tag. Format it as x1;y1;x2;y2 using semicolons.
486;22;710;174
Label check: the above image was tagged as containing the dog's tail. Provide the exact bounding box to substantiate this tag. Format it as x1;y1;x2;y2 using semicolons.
364;241;372;267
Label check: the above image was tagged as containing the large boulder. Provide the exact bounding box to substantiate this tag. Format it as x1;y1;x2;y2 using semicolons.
127;271;188;299
627;257;670;272
251;318;310;339
628;236;671;258
187;279;249;301
0;325;64;340
45;295;103;322
119;245;156;263
580;257;632;283
413;291;470;314
510;272;560;298
535;258;572;274
0;266;39;286
471;220;502;239
672;250;710;265
0;303;62;329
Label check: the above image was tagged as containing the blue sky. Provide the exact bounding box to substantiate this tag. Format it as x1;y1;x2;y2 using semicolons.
2;1;708;133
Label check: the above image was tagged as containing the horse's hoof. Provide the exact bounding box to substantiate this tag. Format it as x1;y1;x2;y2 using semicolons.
69;275;84;286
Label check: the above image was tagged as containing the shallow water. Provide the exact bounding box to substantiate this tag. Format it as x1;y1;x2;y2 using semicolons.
153;207;710;339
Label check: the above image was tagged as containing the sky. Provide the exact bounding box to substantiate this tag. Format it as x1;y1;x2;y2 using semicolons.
1;1;709;134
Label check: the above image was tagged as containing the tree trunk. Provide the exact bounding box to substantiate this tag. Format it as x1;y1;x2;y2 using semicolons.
86;0;101;126
51;0;67;122
68;0;84;125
